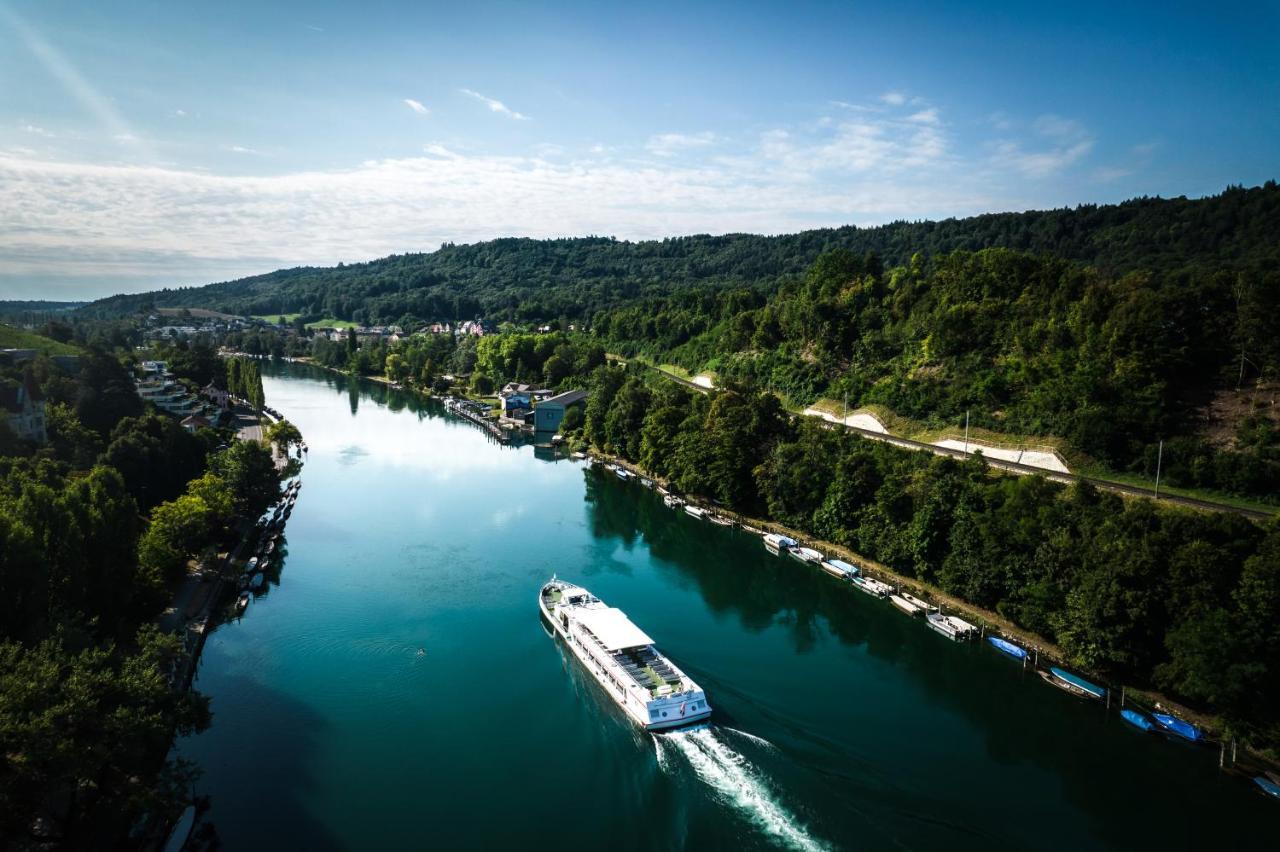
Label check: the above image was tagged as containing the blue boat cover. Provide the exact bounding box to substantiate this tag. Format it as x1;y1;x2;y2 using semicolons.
988;637;1027;659
1151;713;1202;742
1121;709;1154;731
1049;667;1107;698
1254;776;1280;799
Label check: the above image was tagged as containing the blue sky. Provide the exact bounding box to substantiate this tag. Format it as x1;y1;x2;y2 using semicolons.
0;0;1276;299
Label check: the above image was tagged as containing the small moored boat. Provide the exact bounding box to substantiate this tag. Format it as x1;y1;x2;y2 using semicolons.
539;578;712;731
787;546;825;564
851;575;893;597
707;513;735;527
1253;775;1280;800
639;477;654;489
763;533;797;555
663;494;684;508
890;594;923;616
895;592;935;614
1041;667;1106;700
987;636;1027;660
235;592;250;612
1151;712;1203;743
614;467;632;481
820;558;859;580
1121;709;1154;732
684;505;707;519
926;611;978;641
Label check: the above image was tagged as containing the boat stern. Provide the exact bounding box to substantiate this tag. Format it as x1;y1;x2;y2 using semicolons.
643;691;712;730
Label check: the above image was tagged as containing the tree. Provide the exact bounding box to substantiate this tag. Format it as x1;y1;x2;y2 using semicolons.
265;419;303;455
208;440;280;519
385;353;408;384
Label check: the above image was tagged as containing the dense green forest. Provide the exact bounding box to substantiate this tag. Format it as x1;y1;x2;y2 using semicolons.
81;183;1279;326
0;333;282;844
570;364;1280;750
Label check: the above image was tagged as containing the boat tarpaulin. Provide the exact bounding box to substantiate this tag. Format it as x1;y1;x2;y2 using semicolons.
576;607;655;651
988;637;1026;659
1152;713;1202;742
1050;667;1106;699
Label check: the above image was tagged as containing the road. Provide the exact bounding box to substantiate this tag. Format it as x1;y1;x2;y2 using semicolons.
625;359;1275;521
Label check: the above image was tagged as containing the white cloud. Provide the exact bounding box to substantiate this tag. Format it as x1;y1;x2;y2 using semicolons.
1092;167;1132;182
459;88;529;120
403;98;429;116
228;145;263;155
880;91;906;106
907;108;939;125
645;131;715;157
174;109;187;118
18;122;53;137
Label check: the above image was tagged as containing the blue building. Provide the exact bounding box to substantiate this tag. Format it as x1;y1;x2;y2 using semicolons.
534;389;587;433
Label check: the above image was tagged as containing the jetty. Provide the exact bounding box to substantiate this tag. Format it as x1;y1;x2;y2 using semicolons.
442;396;510;443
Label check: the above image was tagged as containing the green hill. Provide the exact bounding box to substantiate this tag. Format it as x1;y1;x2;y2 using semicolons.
79;183;1280;325
0;323;82;357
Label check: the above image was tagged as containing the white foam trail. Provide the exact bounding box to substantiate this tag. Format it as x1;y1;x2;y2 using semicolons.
658;727;827;852
723;726;778;752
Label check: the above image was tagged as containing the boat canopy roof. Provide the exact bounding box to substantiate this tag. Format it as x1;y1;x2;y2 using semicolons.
826;559;857;574
764;533;797;547
1050;667;1106;698
576;606;655;651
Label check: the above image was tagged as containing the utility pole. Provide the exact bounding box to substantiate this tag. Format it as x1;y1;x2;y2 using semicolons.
963;411;970;455
1154;439;1164;500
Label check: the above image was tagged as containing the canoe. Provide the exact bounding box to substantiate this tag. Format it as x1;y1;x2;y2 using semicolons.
1151;713;1202;742
1044;667;1107;700
1255;776;1280;800
1121;709;1154;732
988;637;1027;660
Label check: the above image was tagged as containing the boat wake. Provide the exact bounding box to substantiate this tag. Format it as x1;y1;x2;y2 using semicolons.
654;726;828;852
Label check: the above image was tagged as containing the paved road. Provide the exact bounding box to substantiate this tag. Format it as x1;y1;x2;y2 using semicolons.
628;359;1275;520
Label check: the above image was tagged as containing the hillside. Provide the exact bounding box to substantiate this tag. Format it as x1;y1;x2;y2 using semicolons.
0;323;82;356
80;183;1280;324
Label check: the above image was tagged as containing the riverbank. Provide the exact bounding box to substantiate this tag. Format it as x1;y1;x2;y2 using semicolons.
591;448;1259;767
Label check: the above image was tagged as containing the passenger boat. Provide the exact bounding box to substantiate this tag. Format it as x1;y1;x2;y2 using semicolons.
539;578;712;731
763;533;797;555
926;611;978;641
1040;666;1106;700
663;494;684;508
684;505;707;519
787;546;825;564
1151;712;1203;742
987;636;1027;660
1121;709;1154;732
820;558;858;580
851;575;894;597
707;513;735;527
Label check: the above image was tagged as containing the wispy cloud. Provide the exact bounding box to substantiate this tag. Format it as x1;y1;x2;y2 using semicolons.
1;5;148;158
403;98;429;116
992;113;1094;178
459;88;529;120
646;131;715;157
18;122;53;137
880;91;906;106
228;145;263;155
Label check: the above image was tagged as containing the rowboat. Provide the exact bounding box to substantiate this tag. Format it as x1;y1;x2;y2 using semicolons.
1121;709;1154;732
1041;667;1106;700
988;636;1027;660
707;514;735;527
1151;712;1203;742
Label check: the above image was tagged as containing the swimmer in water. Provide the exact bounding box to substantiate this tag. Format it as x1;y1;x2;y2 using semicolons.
416;647;425;657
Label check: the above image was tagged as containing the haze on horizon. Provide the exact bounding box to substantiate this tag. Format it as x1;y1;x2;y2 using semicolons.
0;0;1276;301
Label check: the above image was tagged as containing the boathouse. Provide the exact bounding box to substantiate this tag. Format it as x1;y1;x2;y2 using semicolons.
534;389;587;433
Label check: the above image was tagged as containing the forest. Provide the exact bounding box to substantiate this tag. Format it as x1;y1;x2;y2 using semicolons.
0;335;282;844
569;363;1280;751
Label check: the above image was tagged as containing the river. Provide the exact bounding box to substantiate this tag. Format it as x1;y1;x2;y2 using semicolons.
178;363;1273;850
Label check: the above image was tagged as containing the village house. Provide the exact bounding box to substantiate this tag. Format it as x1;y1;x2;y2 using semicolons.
0;375;47;443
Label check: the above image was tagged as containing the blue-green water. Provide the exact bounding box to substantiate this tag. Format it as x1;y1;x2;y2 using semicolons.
179;364;1273;850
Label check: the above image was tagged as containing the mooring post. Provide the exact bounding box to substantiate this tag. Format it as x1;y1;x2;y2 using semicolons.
1219;741;1225;770
1120;686;1125;708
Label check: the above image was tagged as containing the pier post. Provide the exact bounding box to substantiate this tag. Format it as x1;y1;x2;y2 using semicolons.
1219;741;1225;770
1231;739;1237;766
1106;689;1111;710
1120;686;1125;708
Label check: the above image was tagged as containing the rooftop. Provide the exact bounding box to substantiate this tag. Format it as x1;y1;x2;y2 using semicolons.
575;606;654;651
541;389;587;407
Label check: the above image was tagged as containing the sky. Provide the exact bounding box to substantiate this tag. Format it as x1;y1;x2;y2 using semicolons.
0;0;1276;300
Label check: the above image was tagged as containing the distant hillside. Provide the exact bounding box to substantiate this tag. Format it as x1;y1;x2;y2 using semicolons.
0;323;82;356
80;183;1280;324
0;301;85;322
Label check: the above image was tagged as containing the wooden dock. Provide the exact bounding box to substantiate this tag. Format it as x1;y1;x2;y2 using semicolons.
442;397;510;443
